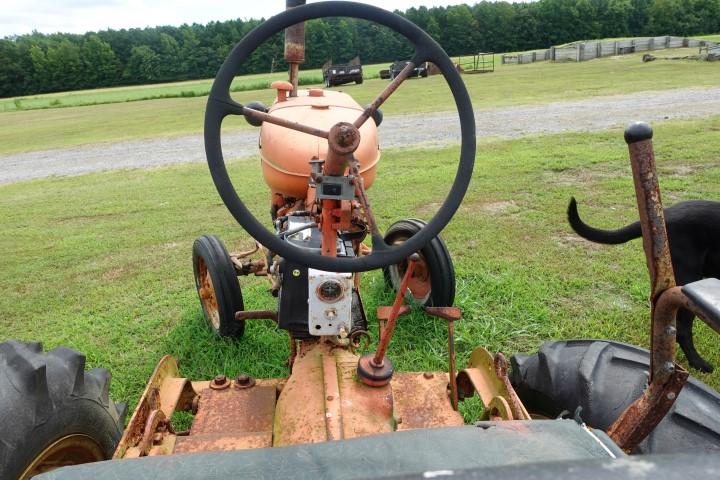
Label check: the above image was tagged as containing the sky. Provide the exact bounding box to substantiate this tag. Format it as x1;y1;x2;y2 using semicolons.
0;0;503;38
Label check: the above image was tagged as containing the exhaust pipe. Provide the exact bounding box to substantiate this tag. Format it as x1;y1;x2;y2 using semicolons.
285;0;306;97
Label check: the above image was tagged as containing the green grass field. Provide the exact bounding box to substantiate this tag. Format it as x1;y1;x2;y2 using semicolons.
0;65;384;113
1;46;718;155
1;115;719;411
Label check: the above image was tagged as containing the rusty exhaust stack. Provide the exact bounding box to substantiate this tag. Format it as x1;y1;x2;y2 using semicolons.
285;0;306;97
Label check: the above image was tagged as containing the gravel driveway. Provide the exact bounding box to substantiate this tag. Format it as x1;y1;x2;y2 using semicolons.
1;86;718;185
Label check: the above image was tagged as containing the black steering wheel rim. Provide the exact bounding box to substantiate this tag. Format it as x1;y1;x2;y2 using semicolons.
204;1;475;273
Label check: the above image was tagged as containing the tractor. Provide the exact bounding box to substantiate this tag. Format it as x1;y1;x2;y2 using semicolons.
3;2;720;479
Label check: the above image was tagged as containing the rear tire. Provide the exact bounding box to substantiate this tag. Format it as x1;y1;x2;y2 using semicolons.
0;340;125;480
382;219;455;307
192;235;245;338
510;340;720;454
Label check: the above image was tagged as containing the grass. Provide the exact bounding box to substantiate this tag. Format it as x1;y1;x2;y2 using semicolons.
1;46;719;155
0;63;391;113
1;114;719;412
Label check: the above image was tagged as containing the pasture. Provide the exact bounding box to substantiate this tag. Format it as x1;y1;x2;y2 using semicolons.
1;46;719;155
1;45;720;412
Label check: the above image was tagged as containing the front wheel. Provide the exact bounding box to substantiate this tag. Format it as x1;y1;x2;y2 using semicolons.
0;340;125;480
382;219;455;306
192;235;245;338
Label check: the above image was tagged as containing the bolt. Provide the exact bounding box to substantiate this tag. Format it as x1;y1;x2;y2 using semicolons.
213;374;227;386
326;395;334;401
667;392;676;400
396;416;403;424
236;374;251;386
423;372;434;379
152;433;164;445
664;362;675;374
665;325;677;336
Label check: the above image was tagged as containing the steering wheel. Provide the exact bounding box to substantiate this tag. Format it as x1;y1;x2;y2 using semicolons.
204;1;475;273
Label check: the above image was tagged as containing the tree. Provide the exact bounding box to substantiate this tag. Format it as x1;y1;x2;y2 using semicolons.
81;34;120;87
124;45;160;83
444;5;478;55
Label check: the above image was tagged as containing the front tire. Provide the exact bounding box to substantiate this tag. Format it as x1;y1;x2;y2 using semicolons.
0;340;125;480
192;235;245;338
382;219;455;307
510;340;720;454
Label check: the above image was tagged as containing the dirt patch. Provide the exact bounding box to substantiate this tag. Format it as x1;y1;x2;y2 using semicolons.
546;165;625;187
554;233;603;250
481;200;518;214
660;163;717;177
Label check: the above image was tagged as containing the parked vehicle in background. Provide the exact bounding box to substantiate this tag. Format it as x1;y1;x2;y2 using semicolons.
383;60;428;80
322;56;363;87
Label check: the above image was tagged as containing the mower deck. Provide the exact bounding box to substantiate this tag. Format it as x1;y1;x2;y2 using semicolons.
115;340;467;458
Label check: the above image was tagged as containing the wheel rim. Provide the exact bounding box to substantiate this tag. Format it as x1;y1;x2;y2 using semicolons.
21;434;105;479
196;256;221;330
389;236;432;304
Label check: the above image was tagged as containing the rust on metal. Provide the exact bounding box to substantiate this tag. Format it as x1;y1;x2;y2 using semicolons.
425;306;463;322
377;305;411;320
234;374;256;389
196;256;220;331
210;375;230;390
607;361;688;451
114;356;197;459
608;125;692;451
392;372;464;430
235;310;278;322
174;382;278;454
273;341;335;446
354;61;416;129
377;305;411;337
284;1;305;96
447;320;458;410
321;352;343;441
608;286;690;450
349;159;382;240
137;409;168;456
493;352;529;420
627;134;676;302
456;347;530;421
372;254;419;367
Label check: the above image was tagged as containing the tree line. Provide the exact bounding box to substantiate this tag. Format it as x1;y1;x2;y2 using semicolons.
1;0;718;98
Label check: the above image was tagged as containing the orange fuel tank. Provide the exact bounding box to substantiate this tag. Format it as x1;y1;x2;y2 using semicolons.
259;87;380;199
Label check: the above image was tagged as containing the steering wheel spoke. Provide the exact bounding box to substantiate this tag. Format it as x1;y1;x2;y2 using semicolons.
354;52;426;130
209;95;329;139
208;95;245;117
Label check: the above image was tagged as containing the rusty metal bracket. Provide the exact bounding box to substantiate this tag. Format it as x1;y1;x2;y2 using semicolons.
425;306;463;410
607;123;688;451
456;347;530;421
114;356;197;459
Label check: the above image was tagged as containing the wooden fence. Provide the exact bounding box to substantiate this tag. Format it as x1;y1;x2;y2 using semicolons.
502;36;718;65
